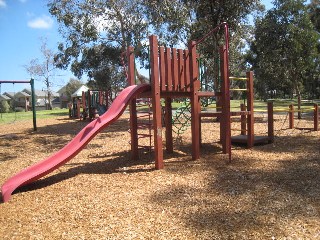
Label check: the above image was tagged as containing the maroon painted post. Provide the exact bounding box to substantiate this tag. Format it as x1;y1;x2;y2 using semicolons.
219;45;231;158
240;104;246;135
81;91;86;120
127;46;139;160
150;35;164;169
247;71;254;148
289;104;294;129
165;98;173;153
105;90;109;110
314;103;318;131
267;101;274;143
76;99;81;119
87;90;92;119
189;40;200;160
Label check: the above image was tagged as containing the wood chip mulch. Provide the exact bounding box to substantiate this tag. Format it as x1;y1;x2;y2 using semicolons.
0;113;319;239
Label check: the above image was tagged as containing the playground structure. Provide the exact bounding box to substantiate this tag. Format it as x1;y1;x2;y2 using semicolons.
266;101;319;133
81;90;109;121
69;89;109;120
0;79;37;131
127;22;275;169
1;22;290;202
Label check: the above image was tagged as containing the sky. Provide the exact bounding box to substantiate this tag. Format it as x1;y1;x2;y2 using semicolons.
0;0;274;94
0;0;75;94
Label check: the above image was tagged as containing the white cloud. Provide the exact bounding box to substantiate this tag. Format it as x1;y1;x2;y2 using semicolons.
27;15;54;29
0;0;6;8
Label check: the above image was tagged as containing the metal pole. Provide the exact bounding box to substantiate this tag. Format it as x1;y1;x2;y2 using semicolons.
30;78;37;131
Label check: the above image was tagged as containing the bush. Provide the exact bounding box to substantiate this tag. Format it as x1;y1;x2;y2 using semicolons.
0;101;10;113
14;107;25;112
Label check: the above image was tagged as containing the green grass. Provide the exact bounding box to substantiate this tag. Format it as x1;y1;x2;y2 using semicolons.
0;108;69;125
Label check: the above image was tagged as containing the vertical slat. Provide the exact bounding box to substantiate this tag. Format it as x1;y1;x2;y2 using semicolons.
178;49;184;91
150;35;164;170
159;47;166;92
171;48;178;91
165;48;172;91
184;49;190;92
189;41;200;160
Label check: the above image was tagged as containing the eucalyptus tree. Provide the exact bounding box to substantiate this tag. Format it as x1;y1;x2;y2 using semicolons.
144;0;263;92
24;38;58;110
48;0;149;92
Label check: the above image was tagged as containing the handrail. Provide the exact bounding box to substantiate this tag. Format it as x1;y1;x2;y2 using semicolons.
193;22;229;49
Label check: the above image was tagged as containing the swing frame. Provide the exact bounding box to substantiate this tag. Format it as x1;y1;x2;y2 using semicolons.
0;79;37;131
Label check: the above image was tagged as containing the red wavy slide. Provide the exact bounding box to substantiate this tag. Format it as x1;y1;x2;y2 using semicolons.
1;84;151;202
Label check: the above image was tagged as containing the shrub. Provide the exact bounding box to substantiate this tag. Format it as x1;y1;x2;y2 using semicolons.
14;107;25;112
0;101;10;113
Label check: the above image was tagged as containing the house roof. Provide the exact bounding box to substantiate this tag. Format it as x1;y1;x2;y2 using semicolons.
57;85;67;94
0;94;11;101
22;88;59;97
3;92;15;98
71;85;89;97
15;91;31;98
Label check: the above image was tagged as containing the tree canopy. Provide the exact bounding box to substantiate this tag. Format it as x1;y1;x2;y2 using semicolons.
48;0;319;101
48;0;263;93
249;0;319;100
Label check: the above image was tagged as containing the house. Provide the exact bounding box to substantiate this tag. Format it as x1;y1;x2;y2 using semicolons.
57;85;69;108
22;88;60;110
71;85;89;98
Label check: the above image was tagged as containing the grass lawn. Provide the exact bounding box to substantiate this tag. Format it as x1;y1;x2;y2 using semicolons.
0;108;69;125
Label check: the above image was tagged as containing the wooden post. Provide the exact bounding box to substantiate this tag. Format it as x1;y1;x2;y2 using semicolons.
247;71;254;148
127;46;139;161
150;35;164;169
314;103;318;131
165;98;173;153
240;104;246;135
189;41;200;160
268;101;274;143
219;45;231;157
77;99;81;119
289;104;294;129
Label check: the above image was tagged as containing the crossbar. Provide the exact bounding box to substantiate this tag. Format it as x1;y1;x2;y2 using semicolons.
0;80;31;84
229;77;248;81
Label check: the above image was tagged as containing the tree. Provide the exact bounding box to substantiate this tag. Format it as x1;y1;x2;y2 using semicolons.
249;0;319;109
64;78;84;100
308;0;320;32
48;0;149;94
0;100;10;113
144;0;264;93
24;38;59;110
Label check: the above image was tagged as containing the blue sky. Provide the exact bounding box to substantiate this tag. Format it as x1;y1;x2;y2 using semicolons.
0;0;274;94
0;0;75;93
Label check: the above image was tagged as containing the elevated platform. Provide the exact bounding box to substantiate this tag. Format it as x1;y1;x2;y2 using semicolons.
231;135;271;146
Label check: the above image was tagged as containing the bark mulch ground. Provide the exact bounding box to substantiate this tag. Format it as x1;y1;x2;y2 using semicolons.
0;113;319;239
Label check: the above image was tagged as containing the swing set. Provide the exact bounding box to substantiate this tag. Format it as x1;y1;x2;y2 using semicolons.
0;79;37;131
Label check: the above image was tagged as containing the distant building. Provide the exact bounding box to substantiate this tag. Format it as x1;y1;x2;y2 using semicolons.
0;89;59;111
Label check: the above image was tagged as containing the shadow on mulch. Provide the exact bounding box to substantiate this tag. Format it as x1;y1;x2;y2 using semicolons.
151;134;320;236
11;150;150;197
